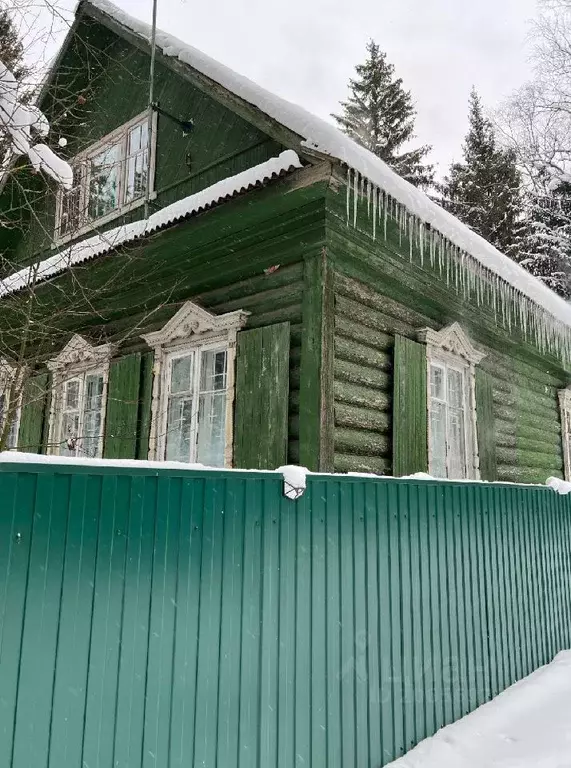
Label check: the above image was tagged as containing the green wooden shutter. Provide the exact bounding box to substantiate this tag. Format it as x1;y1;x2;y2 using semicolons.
392;334;428;476
234;322;290;470
136;351;154;460
18;372;49;454
104;353;143;459
476;369;497;481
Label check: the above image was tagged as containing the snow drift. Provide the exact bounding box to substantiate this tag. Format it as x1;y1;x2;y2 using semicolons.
385;651;571;768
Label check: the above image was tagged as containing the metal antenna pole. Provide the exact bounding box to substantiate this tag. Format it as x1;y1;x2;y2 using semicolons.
144;0;158;220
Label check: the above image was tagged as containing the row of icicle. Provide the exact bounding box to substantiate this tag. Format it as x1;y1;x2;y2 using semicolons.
345;167;571;368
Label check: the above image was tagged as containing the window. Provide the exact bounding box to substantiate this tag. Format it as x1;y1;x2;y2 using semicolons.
56;372;105;458
429;360;471;478
419;323;485;480
47;335;113;459
55;111;157;242
0;391;20;449
0;360;21;450
142;301;249;466
559;389;571;481
164;346;228;466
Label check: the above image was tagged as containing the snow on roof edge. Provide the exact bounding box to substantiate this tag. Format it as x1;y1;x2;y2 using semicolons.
81;0;571;331
0;150;301;297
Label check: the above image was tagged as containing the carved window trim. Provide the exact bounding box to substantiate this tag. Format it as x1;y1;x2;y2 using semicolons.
47;335;114;457
142;301;249;465
418;323;485;480
0;358;22;450
558;388;571;481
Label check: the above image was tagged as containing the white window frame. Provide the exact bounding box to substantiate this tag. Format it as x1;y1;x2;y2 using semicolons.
142;301;249;467
419;323;485;480
47;335;114;458
558;388;571;481
54;110;158;246
0;359;22;450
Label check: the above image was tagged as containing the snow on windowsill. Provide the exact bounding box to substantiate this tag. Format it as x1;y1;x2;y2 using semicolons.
0;149;301;297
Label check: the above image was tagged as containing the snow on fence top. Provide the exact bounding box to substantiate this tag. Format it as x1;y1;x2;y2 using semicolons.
80;0;571;364
0;150;301;297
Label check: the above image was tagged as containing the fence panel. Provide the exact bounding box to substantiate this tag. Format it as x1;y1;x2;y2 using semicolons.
0;460;570;768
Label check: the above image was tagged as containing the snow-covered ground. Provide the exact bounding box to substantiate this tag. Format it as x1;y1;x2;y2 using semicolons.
386;651;571;768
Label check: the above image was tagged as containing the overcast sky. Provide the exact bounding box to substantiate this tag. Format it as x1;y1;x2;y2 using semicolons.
23;0;542;174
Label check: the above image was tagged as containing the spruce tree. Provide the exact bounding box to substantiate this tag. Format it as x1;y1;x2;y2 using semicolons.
332;40;434;188
440;89;523;258
0;9;29;83
518;175;571;298
0;8;31;166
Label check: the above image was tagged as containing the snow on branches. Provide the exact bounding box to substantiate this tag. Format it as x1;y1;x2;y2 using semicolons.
0;59;72;189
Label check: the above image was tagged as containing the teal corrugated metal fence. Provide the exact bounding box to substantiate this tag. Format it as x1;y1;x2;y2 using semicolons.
0;462;570;767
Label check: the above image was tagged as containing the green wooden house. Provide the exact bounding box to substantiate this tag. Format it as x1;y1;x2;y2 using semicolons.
2;0;571;485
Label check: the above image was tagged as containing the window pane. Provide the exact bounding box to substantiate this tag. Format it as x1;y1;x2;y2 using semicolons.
447;369;464;410
125;121;149;204
430;400;447;478
430;364;445;400
82;374;104;458
200;349;227;393
197;391;226;467
165;395;193;462
88;142;122;219
65;379;80;410
59;170;81;237
61;411;80;456
170;355;193;394
448;408;467;479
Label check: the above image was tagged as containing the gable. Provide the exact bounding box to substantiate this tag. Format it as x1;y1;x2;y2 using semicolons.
1;14;285;273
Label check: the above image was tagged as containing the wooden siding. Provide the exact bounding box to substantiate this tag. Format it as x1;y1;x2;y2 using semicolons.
4;15;282;272
5;180;327;465
327;185;567;484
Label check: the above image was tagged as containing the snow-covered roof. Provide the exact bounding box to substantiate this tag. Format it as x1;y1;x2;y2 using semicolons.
82;0;571;337
4;0;571;363
0;150;301;296
385;651;571;768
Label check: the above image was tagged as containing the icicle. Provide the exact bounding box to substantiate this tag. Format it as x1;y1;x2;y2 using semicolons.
419;222;425;266
383;192;388;240
346;167;351;222
409;216;413;262
367;178;371;218
446;243;450;286
372;186;377;241
353;170;358;228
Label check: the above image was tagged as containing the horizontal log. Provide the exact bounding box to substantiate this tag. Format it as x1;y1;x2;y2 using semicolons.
335;427;390;457
335;315;393;352
335;403;390;433
334;380;391;411
334;358;391;391
335;336;391;372
334;452;390;475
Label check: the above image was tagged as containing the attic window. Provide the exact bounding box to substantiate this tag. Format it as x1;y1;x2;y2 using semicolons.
54;111;157;243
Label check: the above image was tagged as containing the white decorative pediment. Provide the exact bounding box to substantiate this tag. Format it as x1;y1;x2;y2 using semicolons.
47;334;114;372
141;301;249;348
418;322;485;365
